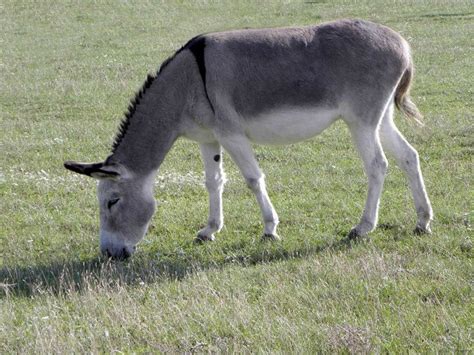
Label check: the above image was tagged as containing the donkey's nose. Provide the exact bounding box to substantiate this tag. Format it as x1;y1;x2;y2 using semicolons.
101;246;134;260
120;247;131;259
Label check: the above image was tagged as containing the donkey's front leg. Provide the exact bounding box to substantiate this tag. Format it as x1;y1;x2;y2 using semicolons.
220;135;280;240
196;142;226;242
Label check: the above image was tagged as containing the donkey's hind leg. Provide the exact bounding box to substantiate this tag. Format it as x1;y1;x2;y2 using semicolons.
348;122;389;238
219;135;280;240
196;142;226;242
380;105;433;233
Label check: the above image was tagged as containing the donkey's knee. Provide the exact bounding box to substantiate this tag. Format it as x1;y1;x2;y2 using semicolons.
245;176;264;192
368;156;388;180
205;174;226;192
378;156;388;175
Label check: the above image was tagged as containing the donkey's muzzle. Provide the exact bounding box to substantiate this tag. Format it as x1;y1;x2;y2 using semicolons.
102;245;135;260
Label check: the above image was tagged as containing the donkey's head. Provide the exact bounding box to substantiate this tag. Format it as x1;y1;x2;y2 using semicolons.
64;160;156;259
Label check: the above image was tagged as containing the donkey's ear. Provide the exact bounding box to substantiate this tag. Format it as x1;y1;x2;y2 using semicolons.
64;161;121;180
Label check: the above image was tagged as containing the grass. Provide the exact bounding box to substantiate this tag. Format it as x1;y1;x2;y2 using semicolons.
1;0;473;352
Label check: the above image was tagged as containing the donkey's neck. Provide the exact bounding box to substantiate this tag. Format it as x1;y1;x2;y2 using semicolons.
109;62;190;175
111;110;178;175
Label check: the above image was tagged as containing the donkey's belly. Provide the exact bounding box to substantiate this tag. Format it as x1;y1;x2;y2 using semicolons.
244;107;339;145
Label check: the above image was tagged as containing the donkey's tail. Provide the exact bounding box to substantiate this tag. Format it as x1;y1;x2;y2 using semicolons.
394;62;423;125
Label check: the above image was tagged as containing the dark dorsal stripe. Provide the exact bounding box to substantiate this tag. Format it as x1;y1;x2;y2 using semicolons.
112;34;213;153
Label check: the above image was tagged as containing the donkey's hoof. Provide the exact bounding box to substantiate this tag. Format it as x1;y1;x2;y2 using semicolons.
347;228;365;240
194;234;215;243
262;233;281;241
414;225;431;235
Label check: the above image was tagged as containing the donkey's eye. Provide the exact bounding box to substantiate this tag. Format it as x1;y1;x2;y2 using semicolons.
107;198;120;209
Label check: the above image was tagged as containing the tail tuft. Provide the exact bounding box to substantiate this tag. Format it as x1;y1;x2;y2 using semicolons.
395;65;423;125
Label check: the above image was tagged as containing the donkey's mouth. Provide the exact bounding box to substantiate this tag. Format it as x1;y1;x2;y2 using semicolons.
102;245;136;260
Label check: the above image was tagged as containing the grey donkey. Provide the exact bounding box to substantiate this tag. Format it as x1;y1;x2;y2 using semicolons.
65;19;433;259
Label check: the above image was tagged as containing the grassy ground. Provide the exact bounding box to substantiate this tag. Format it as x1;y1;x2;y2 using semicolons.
1;0;473;352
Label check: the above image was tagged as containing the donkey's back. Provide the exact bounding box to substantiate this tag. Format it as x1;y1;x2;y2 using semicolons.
204;19;414;126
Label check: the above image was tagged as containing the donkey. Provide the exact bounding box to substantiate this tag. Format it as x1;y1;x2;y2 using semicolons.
65;19;433;259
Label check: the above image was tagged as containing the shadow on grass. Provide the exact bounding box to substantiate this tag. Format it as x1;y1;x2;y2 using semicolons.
0;235;361;299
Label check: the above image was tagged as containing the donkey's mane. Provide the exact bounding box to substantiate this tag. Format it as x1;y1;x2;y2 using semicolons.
112;35;205;153
112;73;155;153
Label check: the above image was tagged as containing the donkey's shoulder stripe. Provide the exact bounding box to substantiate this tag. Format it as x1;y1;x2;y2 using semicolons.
185;35;214;113
186;36;206;85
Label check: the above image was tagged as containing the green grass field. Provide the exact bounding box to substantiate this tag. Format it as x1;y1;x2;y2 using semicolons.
1;0;472;352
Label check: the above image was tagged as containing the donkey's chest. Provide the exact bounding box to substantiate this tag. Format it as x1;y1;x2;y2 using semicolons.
244;107;339;145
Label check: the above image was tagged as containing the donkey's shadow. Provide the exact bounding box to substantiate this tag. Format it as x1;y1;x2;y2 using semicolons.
0;235;360;298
